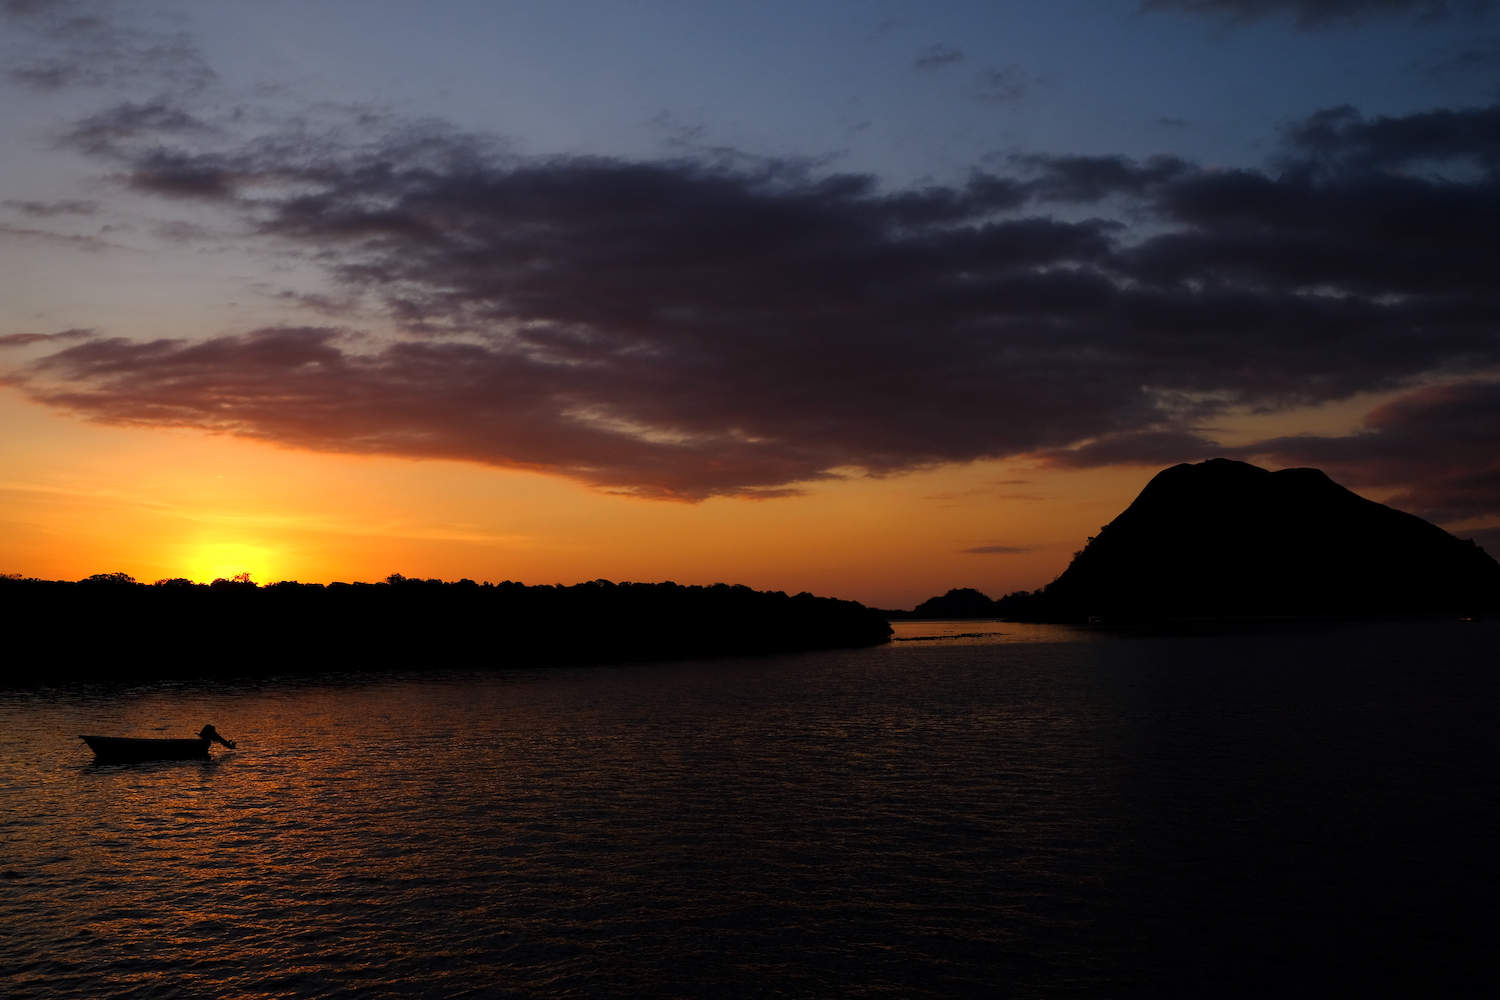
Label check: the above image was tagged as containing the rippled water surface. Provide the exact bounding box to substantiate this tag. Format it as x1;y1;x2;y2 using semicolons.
3;620;1497;998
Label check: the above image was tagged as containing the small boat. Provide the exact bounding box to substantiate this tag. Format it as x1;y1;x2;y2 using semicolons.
80;724;237;763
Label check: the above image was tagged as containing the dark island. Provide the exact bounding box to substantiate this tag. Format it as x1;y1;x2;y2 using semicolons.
0;575;892;683
882;587;1002;620
899;459;1500;623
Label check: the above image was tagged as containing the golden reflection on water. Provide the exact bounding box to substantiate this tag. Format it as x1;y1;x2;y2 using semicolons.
1;644;1130;998
887;618;1100;644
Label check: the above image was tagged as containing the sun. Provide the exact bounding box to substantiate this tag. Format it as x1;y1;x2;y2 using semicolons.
184;542;278;584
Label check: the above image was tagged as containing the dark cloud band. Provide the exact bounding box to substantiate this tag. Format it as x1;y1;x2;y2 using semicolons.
9;101;1500;517
1141;1;1497;27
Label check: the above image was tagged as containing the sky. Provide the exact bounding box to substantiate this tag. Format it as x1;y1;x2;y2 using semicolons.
1;0;1498;608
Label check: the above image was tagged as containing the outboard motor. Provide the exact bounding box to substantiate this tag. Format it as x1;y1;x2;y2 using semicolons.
199;724;237;749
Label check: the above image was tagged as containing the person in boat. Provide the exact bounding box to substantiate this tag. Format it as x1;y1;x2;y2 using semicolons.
199;724;237;749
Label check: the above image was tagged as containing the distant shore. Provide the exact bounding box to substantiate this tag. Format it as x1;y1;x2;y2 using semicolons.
1;574;892;683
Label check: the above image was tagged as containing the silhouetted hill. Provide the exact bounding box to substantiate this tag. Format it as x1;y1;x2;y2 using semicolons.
884;588;1001;620
0;576;892;683
997;458;1500;622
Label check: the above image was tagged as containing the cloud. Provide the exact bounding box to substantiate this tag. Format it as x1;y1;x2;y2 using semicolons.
975;65;1030;101
0;328;92;348
913;44;965;70
1140;1;1498;27
1236;379;1500;521
7;100;1500;513
1032;431;1225;469
1277;102;1500;173
2;199;98;216
961;545;1034;554
1417;34;1500;82
15;327;844;499
0;0;213;94
0;223;113;250
65;100;216;159
1034;380;1500;522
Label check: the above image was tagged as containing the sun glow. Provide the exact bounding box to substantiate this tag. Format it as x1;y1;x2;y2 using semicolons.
0;391;1160;606
185;542;277;584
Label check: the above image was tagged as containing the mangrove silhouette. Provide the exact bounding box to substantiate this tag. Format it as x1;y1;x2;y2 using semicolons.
986;458;1500;623
0;575;892;683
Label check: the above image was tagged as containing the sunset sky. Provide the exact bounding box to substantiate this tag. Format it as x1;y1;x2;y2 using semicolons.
2;0;1498;609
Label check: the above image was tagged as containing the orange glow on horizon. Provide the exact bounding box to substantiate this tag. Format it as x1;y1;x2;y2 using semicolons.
181;542;280;585
1;388;1452;609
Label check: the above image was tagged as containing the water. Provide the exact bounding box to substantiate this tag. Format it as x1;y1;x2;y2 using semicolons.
2;620;1496;998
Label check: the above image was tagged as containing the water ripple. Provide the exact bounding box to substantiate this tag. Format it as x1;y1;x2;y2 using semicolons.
2;620;1497;997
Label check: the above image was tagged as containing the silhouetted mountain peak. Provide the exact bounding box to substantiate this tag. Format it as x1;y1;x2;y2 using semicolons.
1003;458;1500;621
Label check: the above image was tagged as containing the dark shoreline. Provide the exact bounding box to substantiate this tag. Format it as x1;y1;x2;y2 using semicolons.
2;576;892;684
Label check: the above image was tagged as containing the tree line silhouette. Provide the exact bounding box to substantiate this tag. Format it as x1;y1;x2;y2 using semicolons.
0;573;892;683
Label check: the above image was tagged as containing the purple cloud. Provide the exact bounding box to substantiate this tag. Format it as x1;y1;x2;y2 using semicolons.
6;101;1499;513
1238;379;1500;521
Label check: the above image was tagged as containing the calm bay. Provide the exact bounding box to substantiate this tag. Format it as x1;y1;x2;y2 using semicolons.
2;619;1496;997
